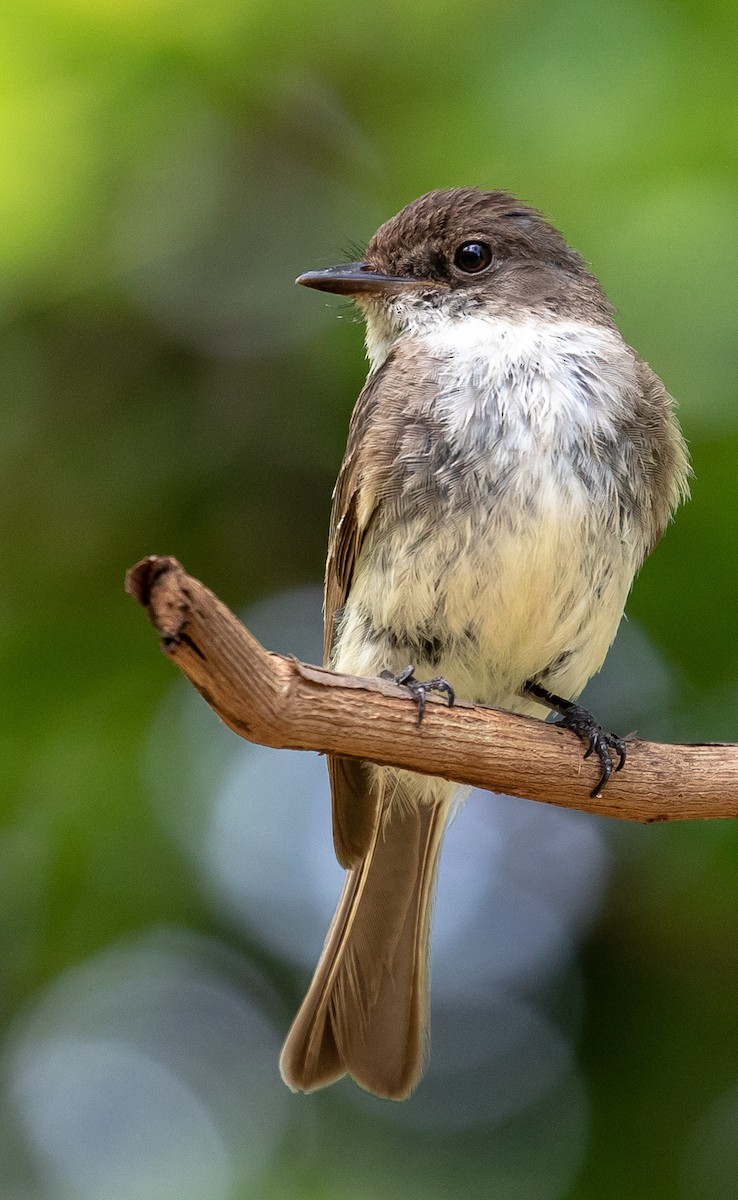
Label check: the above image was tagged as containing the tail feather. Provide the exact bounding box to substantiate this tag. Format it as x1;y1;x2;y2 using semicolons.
280;792;450;1100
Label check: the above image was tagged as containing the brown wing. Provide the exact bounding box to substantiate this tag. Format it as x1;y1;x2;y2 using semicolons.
629;354;691;555
324;362;391;869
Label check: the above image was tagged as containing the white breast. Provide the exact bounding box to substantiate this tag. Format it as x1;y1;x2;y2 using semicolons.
424;313;633;438
336;313;642;714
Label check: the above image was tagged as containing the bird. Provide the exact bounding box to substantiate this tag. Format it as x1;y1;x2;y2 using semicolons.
279;187;690;1101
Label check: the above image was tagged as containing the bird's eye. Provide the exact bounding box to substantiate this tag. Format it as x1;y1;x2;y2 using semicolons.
453;241;493;274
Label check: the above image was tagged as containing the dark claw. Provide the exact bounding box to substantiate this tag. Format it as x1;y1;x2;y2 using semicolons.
523;680;627;799
380;667;455;725
552;706;627;798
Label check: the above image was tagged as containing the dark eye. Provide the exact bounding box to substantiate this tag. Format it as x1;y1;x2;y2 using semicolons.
453;241;492;274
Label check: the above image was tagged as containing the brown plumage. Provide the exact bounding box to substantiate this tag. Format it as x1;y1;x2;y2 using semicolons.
280;188;689;1101
280;797;448;1098
280;349;453;1099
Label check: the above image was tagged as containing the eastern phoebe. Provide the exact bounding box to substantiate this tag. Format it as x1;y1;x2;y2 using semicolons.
280;188;690;1100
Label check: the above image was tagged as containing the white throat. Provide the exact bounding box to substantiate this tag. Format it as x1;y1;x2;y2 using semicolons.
361;301;400;373
361;300;624;400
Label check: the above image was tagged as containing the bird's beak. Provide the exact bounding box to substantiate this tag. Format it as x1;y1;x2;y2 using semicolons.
296;261;434;295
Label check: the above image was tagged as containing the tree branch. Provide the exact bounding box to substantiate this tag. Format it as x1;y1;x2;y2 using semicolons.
125;555;738;823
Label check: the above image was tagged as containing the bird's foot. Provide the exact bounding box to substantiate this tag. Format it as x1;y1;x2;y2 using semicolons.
524;681;626;798
552;707;626;798
380;666;455;725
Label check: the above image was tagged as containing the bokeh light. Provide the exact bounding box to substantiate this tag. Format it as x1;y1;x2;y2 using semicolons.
2;930;291;1200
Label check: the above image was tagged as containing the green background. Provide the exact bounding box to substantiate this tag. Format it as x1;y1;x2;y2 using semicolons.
2;0;738;1197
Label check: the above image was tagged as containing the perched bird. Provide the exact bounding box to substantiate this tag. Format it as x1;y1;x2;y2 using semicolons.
279;188;690;1100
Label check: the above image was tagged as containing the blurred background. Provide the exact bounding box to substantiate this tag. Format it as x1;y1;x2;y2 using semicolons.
1;0;737;1196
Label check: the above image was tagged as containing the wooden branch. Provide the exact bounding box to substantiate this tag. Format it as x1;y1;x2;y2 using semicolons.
125;555;738;823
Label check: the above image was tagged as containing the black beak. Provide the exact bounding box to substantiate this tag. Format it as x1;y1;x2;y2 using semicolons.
296;261;434;295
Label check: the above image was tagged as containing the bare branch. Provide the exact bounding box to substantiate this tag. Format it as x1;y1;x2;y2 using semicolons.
125;556;738;823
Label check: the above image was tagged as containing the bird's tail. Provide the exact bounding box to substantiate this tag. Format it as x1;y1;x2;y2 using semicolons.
280;788;451;1100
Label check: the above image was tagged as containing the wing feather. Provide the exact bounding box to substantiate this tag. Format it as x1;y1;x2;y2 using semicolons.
324;361;391;867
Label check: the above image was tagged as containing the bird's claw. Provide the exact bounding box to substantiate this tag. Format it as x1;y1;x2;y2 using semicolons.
554;706;626;797
380;666;455;725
